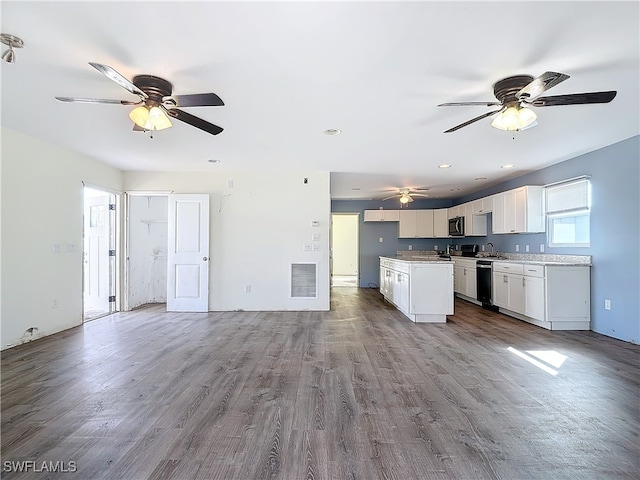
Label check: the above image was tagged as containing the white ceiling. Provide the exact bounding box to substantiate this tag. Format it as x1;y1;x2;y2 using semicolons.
2;1;638;200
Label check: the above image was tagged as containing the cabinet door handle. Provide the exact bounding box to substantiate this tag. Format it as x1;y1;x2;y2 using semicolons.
504;275;507;283
523;278;525;287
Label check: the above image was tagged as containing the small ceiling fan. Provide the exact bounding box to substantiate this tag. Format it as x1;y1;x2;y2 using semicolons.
383;188;429;206
56;62;224;135
438;71;616;133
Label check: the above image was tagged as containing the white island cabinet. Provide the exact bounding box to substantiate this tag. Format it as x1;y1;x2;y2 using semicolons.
379;257;454;323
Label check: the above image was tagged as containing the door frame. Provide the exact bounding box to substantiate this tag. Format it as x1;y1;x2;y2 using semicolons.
122;190;172;311
330;212;360;286
82;182;121;321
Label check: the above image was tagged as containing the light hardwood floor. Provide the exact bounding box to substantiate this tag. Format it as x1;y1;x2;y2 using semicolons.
2;288;639;479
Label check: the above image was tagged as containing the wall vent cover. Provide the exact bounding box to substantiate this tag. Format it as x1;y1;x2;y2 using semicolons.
291;263;317;298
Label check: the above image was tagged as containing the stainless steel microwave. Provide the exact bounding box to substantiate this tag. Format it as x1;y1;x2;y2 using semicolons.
448;216;465;236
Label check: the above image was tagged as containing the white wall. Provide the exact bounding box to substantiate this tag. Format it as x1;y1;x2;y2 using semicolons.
124;171;330;311
127;195;168;309
1;127;123;350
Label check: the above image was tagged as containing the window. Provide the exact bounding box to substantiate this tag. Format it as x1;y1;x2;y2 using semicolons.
545;178;590;247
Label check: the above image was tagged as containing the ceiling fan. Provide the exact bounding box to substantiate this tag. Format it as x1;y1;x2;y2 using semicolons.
383;188;430;206
438;71;616;133
56;62;224;135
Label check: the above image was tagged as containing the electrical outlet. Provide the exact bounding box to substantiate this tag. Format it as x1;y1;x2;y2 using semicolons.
515;245;520;252
303;243;311;251
379;237;383;243
408;245;412;251
481;245;485;251
52;299;58;309
434;245;438;251
540;244;545;253
525;245;530;252
604;299;611;310
244;285;251;294
312;243;320;251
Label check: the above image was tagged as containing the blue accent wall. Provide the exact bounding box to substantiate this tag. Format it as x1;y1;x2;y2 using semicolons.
331;199;452;288
332;136;639;343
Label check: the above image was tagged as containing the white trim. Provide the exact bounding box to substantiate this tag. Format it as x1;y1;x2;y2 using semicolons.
125;190;174;196
543;175;591;188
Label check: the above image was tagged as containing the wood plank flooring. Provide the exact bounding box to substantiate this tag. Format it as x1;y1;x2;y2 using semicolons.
2;288;639;479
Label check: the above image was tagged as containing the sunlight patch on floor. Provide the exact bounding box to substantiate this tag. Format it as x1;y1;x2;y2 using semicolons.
507;347;568;376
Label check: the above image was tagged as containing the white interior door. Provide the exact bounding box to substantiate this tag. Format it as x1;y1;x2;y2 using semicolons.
167;194;210;312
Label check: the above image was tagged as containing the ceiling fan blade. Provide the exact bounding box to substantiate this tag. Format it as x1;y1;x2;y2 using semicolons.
168;93;225;108
438;101;502;107
89;62;148;99
165;108;224;135
382;194;400;201
409;193;430;198
132;123;145;131
444;108;503;133
55;96;140;105
528;91;617;107
406;196;415;202
516;71;570;100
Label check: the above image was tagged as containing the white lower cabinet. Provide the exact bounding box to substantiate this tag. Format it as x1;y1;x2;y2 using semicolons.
379;257;453;323
493;262;590;330
492;263;524;314
453;258;478;301
523;265;545;321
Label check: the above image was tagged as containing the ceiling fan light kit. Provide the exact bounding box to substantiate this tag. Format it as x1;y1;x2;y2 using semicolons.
1;33;24;64
438;71;616;133
383;188;429;206
129;105;172;131
490;105;537;131
56;62;225;135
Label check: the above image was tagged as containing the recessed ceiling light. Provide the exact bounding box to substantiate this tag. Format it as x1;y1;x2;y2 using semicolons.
324;128;341;136
207;159;221;163
501;164;514;169
439;164;451;169
474;177;487;181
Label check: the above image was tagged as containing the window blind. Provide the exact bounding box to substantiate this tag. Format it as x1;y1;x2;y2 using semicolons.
545;178;590;215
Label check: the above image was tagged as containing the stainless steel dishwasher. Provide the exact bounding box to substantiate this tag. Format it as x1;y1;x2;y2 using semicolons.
476;260;497;310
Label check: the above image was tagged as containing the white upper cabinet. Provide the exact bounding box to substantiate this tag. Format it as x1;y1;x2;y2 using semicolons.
479;196;493;214
433;209;449;238
399;210;434;238
492;186;545;234
448;204;464;219
469;199;483;215
364;209;400;222
464;202;487;236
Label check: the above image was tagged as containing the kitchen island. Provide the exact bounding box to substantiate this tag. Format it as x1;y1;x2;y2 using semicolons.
379;256;454;323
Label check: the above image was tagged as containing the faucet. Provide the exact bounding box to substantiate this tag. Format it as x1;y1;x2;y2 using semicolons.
486;242;494;255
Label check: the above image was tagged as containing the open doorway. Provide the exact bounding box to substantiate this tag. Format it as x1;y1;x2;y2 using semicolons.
331;213;359;287
83;186;118;321
125;194;169;311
